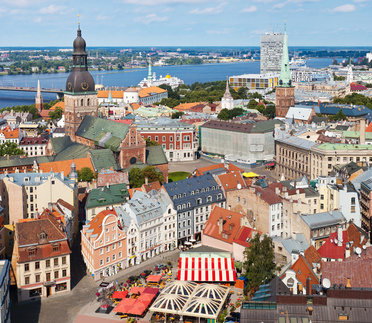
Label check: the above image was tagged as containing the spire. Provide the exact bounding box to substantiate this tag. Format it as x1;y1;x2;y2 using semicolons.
278;21;292;88
223;78;233;99
148;58;153;85
108;90;113;102
37;79;41;97
35;78;43;112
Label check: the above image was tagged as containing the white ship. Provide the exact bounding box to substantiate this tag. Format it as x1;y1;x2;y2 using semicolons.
289;57;307;69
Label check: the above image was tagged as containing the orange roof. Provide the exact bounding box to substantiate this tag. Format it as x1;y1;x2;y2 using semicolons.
173;102;199;111
87;209;117;238
97;90;124;99
217;172;246;192
128;188;143;199
39;156;94;175
366;122;372;133
203;205;245;245
131;103;141;110
49;101;65;111
138;86;167;98
304;245;321;266
1;127;19;139
282;255;319;289
192;162;244;177
142;181;161;193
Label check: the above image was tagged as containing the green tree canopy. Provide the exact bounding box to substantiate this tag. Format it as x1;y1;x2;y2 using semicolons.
329;108;347;121
48;108;63;120
145;138;160;147
76;167;96;182
171;111;184;119
129;166;164;188
0;142;25;157
243;234;281;291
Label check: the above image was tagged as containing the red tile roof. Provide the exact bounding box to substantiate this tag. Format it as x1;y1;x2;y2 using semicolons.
283;255;319;290
203;205;247;245
192;162;244;177
347;222;368;253
1;126;19;139
217;172;246;192
304;245;321;265
317;231;348;261
142;181;161;193
87;209;117;238
97;90;124;99
350;82;367;92
254;187;282;205
233;226;261;247
322;247;372;288
39;156;94;175
19;137;48;146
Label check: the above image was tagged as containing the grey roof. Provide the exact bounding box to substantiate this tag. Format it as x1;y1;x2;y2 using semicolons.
281;233;310;254
202;119;283;134
276;135;318;150
136;117;195;130
301;210;346;229
163;173;225;210
351;169;372;192
0;171;75;187
0;155;53;169
146;146;168;165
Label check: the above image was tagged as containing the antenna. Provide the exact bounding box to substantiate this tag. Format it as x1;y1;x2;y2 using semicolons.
237;183;242;190
355;247;362;256
323;278;331;289
363;244;367;250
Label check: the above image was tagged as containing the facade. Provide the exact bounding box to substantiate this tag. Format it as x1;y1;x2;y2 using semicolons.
163;173;226;244
81;209;127;281
0;170;78;225
12;214;71;301
115;190;177;266
136;117;198;162
19;137;48;157
0;126;23;145
360;178;372;231
0;260;11;322
138;86;168;105
64;25;98;140
201;119;282;162
229;73;279;94
260;32;284;74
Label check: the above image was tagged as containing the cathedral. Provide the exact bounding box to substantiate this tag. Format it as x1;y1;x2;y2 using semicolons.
64;24;98;141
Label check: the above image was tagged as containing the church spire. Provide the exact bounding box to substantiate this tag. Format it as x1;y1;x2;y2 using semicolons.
147;58;153;86
35;78;43;112
223;77;233;99
279;22;291;87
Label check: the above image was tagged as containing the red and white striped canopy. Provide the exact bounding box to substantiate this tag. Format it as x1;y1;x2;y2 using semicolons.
177;256;236;282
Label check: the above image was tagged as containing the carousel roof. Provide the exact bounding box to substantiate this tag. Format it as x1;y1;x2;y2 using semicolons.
150;293;189;314
161;280;197;296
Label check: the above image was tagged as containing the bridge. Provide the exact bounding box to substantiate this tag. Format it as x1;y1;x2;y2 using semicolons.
0;83;64;99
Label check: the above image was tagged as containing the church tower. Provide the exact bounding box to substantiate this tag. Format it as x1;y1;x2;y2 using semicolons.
64;23;98;141
147;58;153;87
35;79;43;112
275;24;295;118
221;78;234;110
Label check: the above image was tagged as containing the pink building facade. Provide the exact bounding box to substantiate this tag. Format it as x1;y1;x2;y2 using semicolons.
81;210;127;281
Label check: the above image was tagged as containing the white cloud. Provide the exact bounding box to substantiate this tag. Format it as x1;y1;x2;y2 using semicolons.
135;13;168;24
331;4;356;12
242;6;257;13
39;4;67;14
124;0;208;5
34;17;42;23
271;0;319;9
189;2;227;15
272;2;287;9
3;0;46;7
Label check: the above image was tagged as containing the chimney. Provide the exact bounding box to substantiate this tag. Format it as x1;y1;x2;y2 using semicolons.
337;226;343;246
346;277;351;289
218;217;223;234
298;282;303;295
275;187;280;195
306;277;311;296
285;192;289;199
145;177;148;185
61;171;64;180
292;232;297;240
296;189;300;199
360;119;366;145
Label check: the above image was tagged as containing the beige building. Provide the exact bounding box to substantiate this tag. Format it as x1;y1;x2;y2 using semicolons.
12;212;71;301
294;81;350;98
0;170;78;224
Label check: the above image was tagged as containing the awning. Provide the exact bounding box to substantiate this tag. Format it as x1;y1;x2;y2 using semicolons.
146;275;163;283
177;256;236;282
242;172;259;178
112;290;129;299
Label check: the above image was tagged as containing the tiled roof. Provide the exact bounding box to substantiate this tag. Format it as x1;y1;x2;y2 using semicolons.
304;245;321;265
142;181;161;193
233;226;260;247
350;83;367;91
19;137;48;146
193;162;243;177
146;146;168;165
203;205;245;245
138;86;167;98
97;90;124;99
346;222;368;253
254;186;282;205
50;101;65;111
322;247;372;288
1;127;19;139
57;198;74;211
16;213;71;263
85;183;129;209
318;231;348;260
284;255;319;289
85;209;117;237
216;172;246;192
173;102;200;111
39;156;93;175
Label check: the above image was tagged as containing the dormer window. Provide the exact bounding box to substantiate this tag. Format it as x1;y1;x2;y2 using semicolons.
53;245;59;252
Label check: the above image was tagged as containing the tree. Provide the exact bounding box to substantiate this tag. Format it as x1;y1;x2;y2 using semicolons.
142;166;164;184
129;168;145;188
330;108;347;121
145;138;160;147
77;167;96;182
243;234;281;291
247;99;258;109
217;108;231;120
263;105;276;119
171;111;184;119
0;142;25;157
48;108;63;120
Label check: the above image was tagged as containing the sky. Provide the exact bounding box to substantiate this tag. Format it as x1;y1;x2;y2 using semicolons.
0;0;371;47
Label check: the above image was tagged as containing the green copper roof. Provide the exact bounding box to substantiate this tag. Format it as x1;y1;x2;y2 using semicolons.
85;183;129;210
343;131;372;140
146;146;168;165
278;26;291;88
89;149;120;171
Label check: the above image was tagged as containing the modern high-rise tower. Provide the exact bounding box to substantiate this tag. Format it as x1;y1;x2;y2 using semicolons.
260;31;284;74
35;79;43;112
275;25;295;118
64;24;98;141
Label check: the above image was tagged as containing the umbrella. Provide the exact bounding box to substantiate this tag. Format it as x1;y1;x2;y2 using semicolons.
184;241;192;245
189;238;196;242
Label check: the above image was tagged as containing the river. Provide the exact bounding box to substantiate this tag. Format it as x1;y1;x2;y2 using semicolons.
0;58;333;109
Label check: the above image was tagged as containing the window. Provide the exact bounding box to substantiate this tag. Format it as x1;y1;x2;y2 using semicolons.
320;204;324;210
162;136;166;141
170;136;173;141
46;273;51;282
100;259;103;266
54;271;59;279
106;246;110;252
155;136;158;141
112;243;116;250
25;276;30;285
24;263;29;271
62;257;66;265
106;257;110;263
53;245;59;252
112;254;116;261
54;258;58;266
100;249;103;255
119;252;122;258
35;274;40;283
62;269;67;277
35;262;40;270
46;259;50;268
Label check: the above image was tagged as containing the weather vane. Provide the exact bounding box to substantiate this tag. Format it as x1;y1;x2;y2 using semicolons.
78;14;81;27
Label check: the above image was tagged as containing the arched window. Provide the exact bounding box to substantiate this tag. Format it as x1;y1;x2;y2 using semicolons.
87;98;90;106
81;99;84;106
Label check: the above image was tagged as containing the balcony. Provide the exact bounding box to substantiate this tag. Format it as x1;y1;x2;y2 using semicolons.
43;280;56;287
